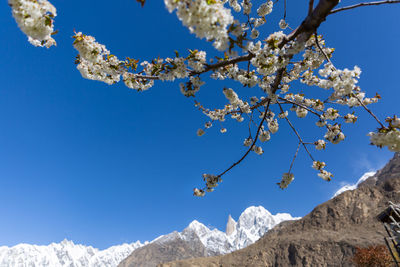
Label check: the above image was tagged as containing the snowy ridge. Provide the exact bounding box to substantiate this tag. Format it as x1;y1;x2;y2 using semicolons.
229;206;298;250
0;239;145;267
333;171;376;198
0;206;299;266
175;206;300;255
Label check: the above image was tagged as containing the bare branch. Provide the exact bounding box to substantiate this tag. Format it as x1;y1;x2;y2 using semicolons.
218;100;271;178
330;0;400;15
355;96;385;128
308;0;315;15
278;97;322;117
284;0;287;19
278;102;315;162
191;53;254;75
314;31;333;65
132;74;160;80
288;142;301;173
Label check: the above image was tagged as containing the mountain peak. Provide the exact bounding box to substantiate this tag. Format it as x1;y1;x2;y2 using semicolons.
225;215;236;236
186;220;205;230
241;206;272;216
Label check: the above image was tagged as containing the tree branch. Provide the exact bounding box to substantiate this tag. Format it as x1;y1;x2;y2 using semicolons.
329;0;400;15
278;97;322;117
355;96;385;128
191;53;254;76
278;102;315;162
133;54;255;81
309;0;315;15
288;142;301;173
218;100;271;178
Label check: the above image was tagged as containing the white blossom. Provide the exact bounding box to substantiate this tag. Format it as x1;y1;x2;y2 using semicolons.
368;129;400;152
318;170;333;181
257;1;273;17
193;188;205;196
73;32;124;85
314;140;326;150
243;137;253;146
9;0;57;48
250;29;259;39
278;111;288;119
296;107;308;118
312;161;326;170
277;173;294;189
259;130;271;142
324;124;345;144
165;0;234;51
268;119;279;134
253;146;263;155
279;19;288;29
344;113;357;123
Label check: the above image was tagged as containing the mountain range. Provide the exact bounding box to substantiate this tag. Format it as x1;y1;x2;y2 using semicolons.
0;206;298;267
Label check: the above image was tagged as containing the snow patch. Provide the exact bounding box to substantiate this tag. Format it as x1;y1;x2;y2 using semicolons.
333;171;376;198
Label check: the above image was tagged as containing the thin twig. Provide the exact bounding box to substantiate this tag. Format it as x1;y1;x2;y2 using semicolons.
330;0;400;15
355;96;385;128
218;100;271;177
132;54;254;81
278;102;315;162
314;31;333;65
288;142;301;173
284;0;287;19
278;97;322;117
132;74;160;80
192;54;254;75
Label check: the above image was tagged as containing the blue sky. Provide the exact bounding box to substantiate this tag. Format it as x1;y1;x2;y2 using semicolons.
0;0;398;249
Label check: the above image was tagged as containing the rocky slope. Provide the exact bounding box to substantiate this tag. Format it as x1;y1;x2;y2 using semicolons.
119;207;298;267
160;153;400;267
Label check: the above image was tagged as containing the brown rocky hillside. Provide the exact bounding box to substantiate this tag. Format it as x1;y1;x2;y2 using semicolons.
160;153;400;267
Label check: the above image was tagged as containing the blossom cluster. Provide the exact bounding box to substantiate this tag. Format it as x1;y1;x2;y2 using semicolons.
193;173;223;195
9;0;57;48
165;0;234;51
277;173;294;189
73;32;212;93
73;32;124;85
312;161;332;181
368;116;400;152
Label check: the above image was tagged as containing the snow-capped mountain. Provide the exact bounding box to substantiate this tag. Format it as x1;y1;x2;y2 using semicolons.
120;206;300;267
0;206;299;267
227;206;298;250
0;239;145;267
180;206;299;254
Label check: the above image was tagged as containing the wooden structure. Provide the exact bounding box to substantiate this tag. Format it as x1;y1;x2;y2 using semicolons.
377;201;400;266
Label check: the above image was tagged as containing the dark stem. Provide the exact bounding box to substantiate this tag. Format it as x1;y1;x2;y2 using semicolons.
308;0;315;15
278;102;315;162
288;142;301;173
330;0;400;15
218;100;271;177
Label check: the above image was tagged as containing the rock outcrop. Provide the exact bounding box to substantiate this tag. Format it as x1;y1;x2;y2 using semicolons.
225;215;236;236
160;153;400;267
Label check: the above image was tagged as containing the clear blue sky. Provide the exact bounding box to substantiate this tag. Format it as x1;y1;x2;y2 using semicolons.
0;0;398;249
